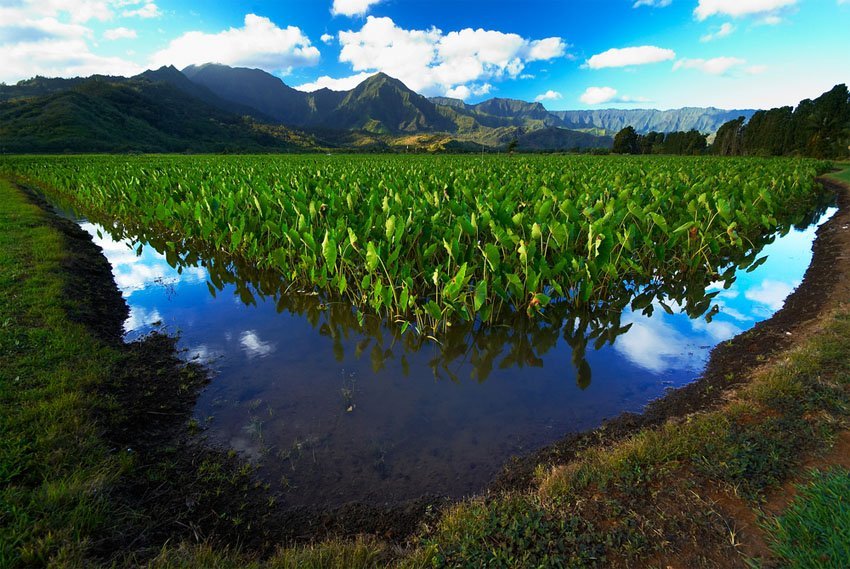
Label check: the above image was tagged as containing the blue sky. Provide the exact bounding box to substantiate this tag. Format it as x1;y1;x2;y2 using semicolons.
1;0;848;110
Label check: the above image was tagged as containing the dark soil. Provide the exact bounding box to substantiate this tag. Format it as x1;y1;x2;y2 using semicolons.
16;175;849;561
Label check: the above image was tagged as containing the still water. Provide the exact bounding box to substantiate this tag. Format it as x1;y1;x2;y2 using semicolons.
67;205;834;506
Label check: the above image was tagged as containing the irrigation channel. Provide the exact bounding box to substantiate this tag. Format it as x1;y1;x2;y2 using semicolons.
50;198;836;507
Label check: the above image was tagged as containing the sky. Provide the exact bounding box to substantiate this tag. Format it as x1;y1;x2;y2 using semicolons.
0;0;848;110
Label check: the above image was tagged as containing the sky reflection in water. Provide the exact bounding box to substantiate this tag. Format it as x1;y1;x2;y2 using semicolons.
76;209;834;505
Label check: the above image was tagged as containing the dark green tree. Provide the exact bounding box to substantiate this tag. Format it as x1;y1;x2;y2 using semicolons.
612;126;639;154
713;116;746;156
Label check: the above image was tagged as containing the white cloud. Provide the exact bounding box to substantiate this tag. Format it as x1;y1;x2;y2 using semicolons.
239;330;275;359
320;33;335;44
700;22;735;42
10;0;112;24
673;56;746;75
104;26;137;40
694;0;797;20
0;1;160;82
746;64;768;74
122;2;160;18
633;0;672;7
331;0;383;17
580;86;618;104
295;71;373;92
444;82;491;99
535;89;562;102
690;317;742;342
615;309;706;374
579;86;648;105
586;45;675;69
744;279;796;311
0;35;142;83
150;14;320;74
302;16;566;97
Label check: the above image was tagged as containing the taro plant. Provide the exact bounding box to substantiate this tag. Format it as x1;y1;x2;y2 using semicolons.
0;154;830;334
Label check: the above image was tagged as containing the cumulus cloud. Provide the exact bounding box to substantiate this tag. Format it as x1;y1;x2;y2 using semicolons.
239;330;276;359
121;2;160;18
744;279;795;311
586;45;675;69
633;0;672;7
295;16;566;99
150;14;320;74
673;56;746;75
700;22;735;41
579;86;648;105
331;0;383;17
0;1;168;82
445;83;491;99
614;309;706;374
320;33;335;44
104;26;137;40
0;7;142;83
694;0;797;20
580;86;617;104
534;89;562;102
295;71;374;92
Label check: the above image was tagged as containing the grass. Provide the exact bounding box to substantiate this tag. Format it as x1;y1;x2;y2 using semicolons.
829;162;850;185
763;468;850;568
3;167;850;567
0;178;127;567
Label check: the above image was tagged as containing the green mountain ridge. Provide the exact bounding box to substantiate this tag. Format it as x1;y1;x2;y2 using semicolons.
1;63;758;153
0;76;319;153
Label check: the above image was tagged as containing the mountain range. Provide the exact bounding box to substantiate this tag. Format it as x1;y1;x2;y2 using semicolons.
0;63;757;154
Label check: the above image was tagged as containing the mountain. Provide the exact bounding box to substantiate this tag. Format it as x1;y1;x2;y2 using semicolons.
550;108;757;136
176;65;610;146
318;73;459;133
0;75;319;153
135;65;271;121
516;127;614;151
182;63;312;125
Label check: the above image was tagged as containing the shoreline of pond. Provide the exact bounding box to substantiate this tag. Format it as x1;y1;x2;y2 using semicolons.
7;172;849;559
492;175;850;491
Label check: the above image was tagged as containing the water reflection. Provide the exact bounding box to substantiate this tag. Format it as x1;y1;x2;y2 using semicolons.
59;199;835;504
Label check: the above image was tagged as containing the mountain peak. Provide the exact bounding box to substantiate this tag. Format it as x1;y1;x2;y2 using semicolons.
359;72;410;91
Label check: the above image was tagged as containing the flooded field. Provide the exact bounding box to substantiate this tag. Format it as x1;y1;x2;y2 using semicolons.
61;203;835;506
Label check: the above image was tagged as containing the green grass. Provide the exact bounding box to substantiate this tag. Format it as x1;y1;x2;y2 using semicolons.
0;179;127;567
828;163;850;185
764;468;850;568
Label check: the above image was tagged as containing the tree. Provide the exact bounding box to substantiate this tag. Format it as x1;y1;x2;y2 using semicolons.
612;126;639;154
712;117;746;156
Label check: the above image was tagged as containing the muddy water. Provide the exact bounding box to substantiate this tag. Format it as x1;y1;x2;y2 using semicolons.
66;206;834;506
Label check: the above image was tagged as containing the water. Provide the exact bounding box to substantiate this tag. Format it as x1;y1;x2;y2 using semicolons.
63;205;834;506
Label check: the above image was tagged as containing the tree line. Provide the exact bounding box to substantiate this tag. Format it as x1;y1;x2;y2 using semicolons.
611;84;849;159
612;127;707;155
714;84;849;159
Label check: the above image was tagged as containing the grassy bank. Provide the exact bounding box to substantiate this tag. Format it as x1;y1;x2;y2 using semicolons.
0;178;127;566
3;169;850;568
0;180;276;568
